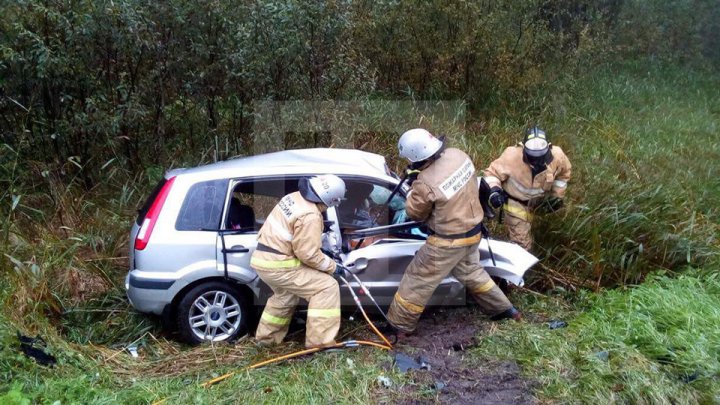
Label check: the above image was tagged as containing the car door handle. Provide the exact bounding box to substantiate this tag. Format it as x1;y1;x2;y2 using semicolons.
347;257;369;271
224;245;250;254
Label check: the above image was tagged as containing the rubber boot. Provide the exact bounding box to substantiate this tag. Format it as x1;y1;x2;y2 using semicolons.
377;322;412;342
490;306;522;321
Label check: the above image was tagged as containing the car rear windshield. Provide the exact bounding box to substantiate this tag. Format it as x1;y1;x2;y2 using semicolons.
175;179;228;231
136;178;168;226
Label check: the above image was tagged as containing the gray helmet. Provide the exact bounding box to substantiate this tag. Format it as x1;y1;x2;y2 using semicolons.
398;128;444;163
299;174;346;207
523;127;549;157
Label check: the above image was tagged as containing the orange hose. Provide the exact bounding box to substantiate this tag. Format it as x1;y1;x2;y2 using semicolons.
247;345;330;370
200;276;394;390
355;340;391;350
201;371;237;388
360;306;393;348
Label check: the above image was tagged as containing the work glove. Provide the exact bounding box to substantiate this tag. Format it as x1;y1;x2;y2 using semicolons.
404;168;421;186
333;262;349;279
488;186;506;209
543;197;565;213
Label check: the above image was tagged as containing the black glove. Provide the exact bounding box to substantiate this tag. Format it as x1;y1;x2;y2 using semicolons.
488;187;506;209
544;197;564;213
404;168;421;186
333;263;349;279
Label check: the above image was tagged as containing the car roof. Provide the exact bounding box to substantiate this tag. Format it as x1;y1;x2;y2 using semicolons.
167;148;395;181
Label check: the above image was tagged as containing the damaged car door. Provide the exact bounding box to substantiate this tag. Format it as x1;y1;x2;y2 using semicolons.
333;178;467;307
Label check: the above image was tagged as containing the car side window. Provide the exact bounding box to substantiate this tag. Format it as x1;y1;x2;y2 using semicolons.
225;178;300;231
175;179;228;231
337;180;406;230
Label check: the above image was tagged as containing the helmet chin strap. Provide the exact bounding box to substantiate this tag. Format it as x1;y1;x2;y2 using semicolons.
522;146;553;177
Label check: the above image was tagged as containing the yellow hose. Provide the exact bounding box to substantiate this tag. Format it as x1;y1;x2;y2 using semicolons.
198;276;394;389
355;340;391;350
200;339;389;389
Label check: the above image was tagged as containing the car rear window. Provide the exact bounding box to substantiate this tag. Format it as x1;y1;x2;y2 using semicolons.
136;178;168;226
175;179;228;231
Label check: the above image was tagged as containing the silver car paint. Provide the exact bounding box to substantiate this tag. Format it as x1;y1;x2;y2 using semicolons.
127;148;537;316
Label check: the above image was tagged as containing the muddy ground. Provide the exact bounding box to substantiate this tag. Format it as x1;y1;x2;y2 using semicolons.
389;306;536;404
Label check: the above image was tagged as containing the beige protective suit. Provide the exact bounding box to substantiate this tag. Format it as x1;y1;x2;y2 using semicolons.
387;148;514;332
483;145;572;251
251;191;339;348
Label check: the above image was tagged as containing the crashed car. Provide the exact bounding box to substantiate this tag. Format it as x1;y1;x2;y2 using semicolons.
126;148;537;343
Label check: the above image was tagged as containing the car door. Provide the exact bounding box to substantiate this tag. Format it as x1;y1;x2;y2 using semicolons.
333;177;466;307
215;176;311;289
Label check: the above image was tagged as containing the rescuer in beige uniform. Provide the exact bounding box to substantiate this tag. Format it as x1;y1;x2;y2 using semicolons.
385;129;520;334
251;175;348;348
483;127;572;251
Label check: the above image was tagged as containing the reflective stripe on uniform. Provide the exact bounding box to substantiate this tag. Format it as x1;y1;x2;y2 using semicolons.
503;203;533;221
553;179;567;188
267;216;293;241
250;256;302;269
394;292;424;314
427;233;482;247
319;256;333;272
471;279;496;294
261;312;291;325
307;308;341;318
508;178;545;197
483;176;501;186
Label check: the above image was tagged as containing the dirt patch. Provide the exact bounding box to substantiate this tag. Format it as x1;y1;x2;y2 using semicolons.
65;267;111;304
393;306;535;404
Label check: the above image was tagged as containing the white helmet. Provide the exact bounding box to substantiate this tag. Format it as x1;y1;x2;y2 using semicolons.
398;128;444;163
523;127;549;157
299;174;346;207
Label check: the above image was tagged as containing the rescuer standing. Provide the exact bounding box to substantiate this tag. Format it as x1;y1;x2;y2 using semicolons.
251;175;348;348
483;127;572;251
385;129;521;335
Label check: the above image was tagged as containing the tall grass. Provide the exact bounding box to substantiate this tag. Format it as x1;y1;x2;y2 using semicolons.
0;59;718;402
466;61;720;288
474;268;720;403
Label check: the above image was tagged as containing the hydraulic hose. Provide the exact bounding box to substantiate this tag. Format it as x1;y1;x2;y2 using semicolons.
199;339;391;389
346;271;391;325
338;275;393;348
196;273;393;391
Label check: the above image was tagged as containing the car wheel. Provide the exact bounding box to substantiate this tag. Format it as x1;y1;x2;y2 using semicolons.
176;281;249;344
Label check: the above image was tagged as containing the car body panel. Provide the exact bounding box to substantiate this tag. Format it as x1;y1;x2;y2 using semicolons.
126;148;537;318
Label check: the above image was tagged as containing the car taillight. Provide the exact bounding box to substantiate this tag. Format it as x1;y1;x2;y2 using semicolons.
135;176;176;250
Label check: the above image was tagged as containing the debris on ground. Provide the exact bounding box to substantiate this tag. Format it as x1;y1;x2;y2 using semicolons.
430;381;447;392
393;352;431;373
17;332;57;367
595;350;609;362
548;320;568;329
377;375;393;388
127;344;139;358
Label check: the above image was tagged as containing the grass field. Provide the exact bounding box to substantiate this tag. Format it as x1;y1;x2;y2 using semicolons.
1;59;719;403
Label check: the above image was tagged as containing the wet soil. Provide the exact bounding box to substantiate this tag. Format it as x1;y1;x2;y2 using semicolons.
392;306;536;404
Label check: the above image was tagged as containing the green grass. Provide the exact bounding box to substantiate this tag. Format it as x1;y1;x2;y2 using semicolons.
466;60;720;288
1;59;719;403
474;269;720;404
0;309;408;404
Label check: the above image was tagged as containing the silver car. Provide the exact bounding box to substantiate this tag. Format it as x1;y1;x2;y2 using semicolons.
125;148;537;344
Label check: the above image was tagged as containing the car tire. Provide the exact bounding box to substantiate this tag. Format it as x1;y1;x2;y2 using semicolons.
176;281;250;345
